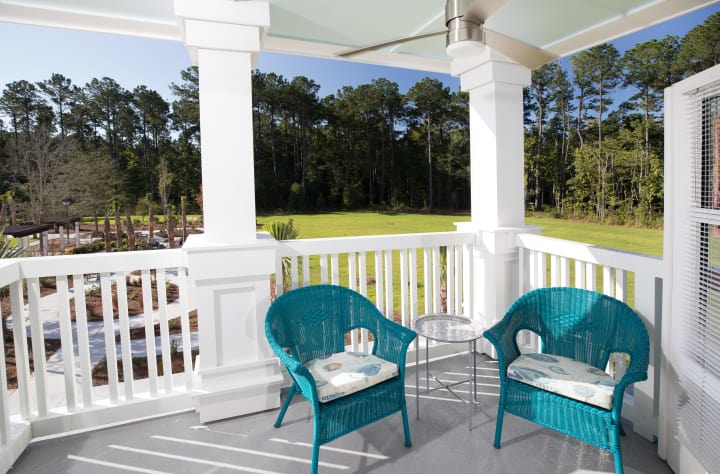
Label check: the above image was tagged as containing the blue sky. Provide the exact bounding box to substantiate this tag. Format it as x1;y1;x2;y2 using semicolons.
0;3;719;105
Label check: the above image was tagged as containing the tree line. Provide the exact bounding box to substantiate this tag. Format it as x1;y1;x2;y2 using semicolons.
0;12;718;227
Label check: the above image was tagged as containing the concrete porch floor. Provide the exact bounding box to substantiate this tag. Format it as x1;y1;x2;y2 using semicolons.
10;353;671;473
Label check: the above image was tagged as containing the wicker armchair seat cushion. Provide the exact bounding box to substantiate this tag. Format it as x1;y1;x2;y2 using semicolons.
305;351;399;403
507;353;615;410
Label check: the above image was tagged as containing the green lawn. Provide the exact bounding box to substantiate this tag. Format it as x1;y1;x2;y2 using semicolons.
258;211;663;256
258;211;470;238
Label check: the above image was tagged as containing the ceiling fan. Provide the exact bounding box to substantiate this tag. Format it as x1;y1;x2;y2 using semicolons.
337;0;556;69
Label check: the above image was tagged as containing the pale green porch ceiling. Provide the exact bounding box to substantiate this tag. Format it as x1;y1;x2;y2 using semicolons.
0;0;718;72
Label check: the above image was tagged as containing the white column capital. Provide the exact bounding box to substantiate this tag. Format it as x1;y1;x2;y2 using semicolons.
450;47;531;92
174;0;270;65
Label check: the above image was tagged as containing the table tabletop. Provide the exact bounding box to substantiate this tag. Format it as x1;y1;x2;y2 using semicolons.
413;313;484;343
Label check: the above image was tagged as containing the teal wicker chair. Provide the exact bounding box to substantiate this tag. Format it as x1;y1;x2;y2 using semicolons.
483;287;649;474
265;284;416;474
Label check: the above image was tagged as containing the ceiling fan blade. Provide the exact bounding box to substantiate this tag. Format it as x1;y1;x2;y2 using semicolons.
465;0;511;22
484;28;557;69
337;30;446;57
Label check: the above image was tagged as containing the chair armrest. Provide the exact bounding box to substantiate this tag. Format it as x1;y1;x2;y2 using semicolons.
611;369;648;416
372;318;417;372
610;348;649;416
267;337;320;403
483;317;522;379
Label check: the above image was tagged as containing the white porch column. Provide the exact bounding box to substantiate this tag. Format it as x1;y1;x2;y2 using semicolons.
175;0;282;423
450;47;533;352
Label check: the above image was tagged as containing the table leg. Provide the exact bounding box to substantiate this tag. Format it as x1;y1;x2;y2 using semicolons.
415;335;419;420
468;340;473;431
425;337;429;393
473;339;478;402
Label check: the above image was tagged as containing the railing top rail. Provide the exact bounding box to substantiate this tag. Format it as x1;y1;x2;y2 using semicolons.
516;232;663;278
17;249;186;279
0;259;20;288
276;231;475;256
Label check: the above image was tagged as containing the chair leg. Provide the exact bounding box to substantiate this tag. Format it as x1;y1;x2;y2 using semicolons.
401;403;412;447
493;394;505;449
274;384;297;428
311;443;320;474
612;424;624;474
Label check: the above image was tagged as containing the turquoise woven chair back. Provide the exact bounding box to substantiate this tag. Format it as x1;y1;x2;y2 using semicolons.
266;284;383;363
508;287;648;370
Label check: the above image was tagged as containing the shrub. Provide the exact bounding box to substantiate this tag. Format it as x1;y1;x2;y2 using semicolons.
288;182;303;211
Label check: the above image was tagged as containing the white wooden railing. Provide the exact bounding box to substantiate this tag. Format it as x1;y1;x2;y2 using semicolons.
516;233;663;441
0;249;196;467
275;231;476;351
0;229;665;469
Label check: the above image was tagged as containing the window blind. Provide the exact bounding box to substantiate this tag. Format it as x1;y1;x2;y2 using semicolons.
679;80;720;472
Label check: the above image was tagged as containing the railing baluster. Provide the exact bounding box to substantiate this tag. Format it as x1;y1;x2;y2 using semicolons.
615;269;627;303
27;277;48;417
400;249;409;328
586;262;597;291
375;251;384;314
447;245;455;314
528;249;536;289
574;260;585;289
603;266;615;297
463;243;472;318
100;272;119;402
409;248;418;321
454;244;462;314
156;268;172;393
423;248;431;315
176;268;194;391
320;254;328;284
560;257;570;286
56;276;77;410
359;252;368;352
10;281;31;420
302;255;310;287
537;251;547;289
290;256;299;289
348;253;358;351
348;253;357;292
331;253;340;285
275;255;284;297
432;246;441;313
141;269;158;396
551;254;560;286
384;250;393;319
115;271;134;401
72;274;93;407
0;302;10;444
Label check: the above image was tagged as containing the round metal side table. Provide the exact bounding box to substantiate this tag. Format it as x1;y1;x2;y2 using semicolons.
413;313;484;431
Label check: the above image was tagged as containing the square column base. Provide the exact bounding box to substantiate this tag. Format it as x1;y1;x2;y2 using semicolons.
193;357;283;423
183;233;282;423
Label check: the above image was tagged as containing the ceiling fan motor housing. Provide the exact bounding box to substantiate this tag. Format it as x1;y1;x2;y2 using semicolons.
445;0;485;47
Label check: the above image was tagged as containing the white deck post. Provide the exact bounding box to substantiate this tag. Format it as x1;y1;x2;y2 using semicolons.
450;46;534;354
175;0;282;423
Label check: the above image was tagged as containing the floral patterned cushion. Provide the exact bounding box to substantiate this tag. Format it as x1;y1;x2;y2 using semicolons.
304;352;399;403
507;353;616;410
